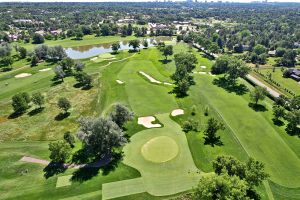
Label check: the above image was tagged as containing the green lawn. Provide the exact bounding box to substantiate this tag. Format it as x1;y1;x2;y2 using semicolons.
14;35;137;50
0;42;300;199
259;68;300;95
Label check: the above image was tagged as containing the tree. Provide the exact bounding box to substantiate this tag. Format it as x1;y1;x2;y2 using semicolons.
129;40;140;51
162;45;173;60
111;42;120;54
63;132;75;148
100;24;112;36
272;105;285;122
110;104;134;127
204;117;225;145
74;61;85;72
225;57;249;84
245;158;269;187
54;65;66;82
74;71;92;88
0;43;12;58
174;52;198;73
49;140;71;163
213;155;268;188
60;57;74;74
32;33;44;44
281;50;297;67
290;95;300;110
31;54;39;66
34;44;48;60
173;75;191;97
77;117;127;157
2;56;13;68
211;55;230;74
32;92;45;109
143;40;148;48
253;44;266;55
250;86;267;105
18;47;27;59
75;29;84;40
12;92;31;114
57;97;71;114
47;45;66;61
194;173;248;200
285;110;300;136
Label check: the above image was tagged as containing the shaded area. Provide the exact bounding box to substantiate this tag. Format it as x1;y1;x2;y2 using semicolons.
248;103;268;112
55;112;70;121
43;162;67;179
203;136;223;147
28;107;44;116
213;77;248;95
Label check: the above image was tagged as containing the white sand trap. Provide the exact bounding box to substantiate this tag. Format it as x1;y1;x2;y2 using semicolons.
139;71;161;84
200;66;207;69
15;73;32;78
138;116;161;128
171;109;184;116
163;82;173;86
199;72;207;74
116;80;124;84
39;68;51;72
90;57;97;61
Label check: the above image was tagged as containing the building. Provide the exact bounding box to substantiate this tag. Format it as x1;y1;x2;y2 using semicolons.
268;50;276;57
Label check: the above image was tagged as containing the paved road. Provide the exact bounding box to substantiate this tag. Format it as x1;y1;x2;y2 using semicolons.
246;74;281;98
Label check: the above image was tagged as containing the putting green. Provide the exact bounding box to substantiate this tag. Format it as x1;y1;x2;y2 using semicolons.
141;136;179;163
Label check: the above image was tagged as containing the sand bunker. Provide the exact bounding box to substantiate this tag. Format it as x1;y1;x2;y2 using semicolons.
200;66;207;69
39;68;51;72
116;80;124;84
171;109;184;116
193;71;207;74
163;82;173;86
15;73;32;78
138;116;161;128
139;71;161;84
90;57;98;61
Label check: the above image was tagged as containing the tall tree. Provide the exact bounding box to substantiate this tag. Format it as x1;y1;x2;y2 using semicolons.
11;92;31;114
129;40;140;51
250;86;267;105
204;117;225;145
162;45;173;60
110;104;134;128
57;97;71;114
77;117;127;157
32;92;45;109
49;140;71;163
111;42;120;54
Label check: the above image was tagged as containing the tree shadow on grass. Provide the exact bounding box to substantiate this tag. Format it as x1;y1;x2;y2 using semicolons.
28;107;44;116
55;112;70;121
272;118;285;126
43;162;67;179
285;124;300;137
8;112;24;119
248;103;268;112
213;77;248;95
72;148;91;164
71;151;123;182
159;59;172;64
204;136;223;147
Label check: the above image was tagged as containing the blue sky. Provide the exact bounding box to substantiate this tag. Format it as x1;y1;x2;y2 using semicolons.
0;0;299;2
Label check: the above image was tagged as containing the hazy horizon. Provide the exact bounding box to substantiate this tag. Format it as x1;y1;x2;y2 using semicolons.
0;0;299;3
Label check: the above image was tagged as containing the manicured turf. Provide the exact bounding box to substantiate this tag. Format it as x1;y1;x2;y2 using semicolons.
15;35;137;50
259;68;300;95
103;113;204;199
56;175;72;188
193;74;300;187
141;136;179;163
1;41;299;199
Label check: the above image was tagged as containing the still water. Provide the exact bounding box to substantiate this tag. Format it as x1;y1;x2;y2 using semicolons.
65;37;173;59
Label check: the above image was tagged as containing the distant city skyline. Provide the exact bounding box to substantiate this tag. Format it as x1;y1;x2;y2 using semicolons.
0;0;299;2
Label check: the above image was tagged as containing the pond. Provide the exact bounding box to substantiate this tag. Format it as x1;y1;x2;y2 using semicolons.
65;36;173;59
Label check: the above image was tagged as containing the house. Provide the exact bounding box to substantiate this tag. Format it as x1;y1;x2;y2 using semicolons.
268;50;276;57
288;69;300;82
242;45;250;51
